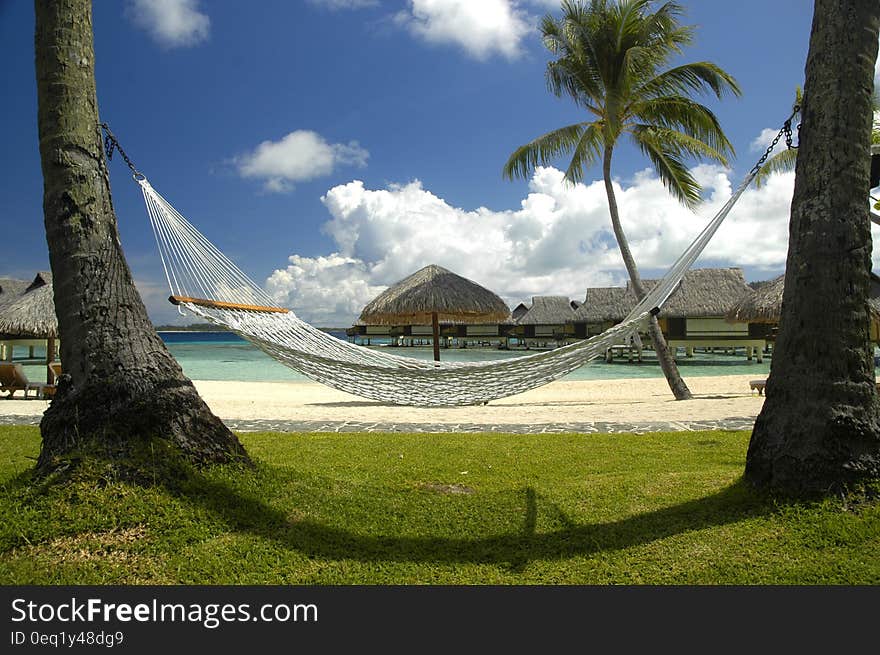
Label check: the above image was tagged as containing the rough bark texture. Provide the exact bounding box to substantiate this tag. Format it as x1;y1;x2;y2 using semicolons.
602;147;693;400
746;0;880;495
34;0;250;471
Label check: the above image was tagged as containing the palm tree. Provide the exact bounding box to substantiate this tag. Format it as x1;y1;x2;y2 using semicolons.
746;0;880;495
503;0;741;400
35;0;250;474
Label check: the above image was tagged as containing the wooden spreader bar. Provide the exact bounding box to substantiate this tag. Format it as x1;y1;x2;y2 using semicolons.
169;295;289;314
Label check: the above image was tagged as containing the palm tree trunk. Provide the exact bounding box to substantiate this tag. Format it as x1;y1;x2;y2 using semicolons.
602;146;692;400
34;0;250;474
745;0;880;494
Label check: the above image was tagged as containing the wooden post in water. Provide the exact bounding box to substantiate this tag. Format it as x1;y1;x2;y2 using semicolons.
432;311;441;361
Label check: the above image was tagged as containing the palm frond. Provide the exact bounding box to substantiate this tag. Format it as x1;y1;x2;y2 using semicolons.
634;129;702;209
502;123;592;181
635;62;742;100
628;96;735;160
507;0;739;214
753;148;798;187
631;1;692;56
563;123;604;183
631;124;729;165
543;7;606;106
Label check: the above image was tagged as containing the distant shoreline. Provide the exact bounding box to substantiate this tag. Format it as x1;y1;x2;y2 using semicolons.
154;324;347;333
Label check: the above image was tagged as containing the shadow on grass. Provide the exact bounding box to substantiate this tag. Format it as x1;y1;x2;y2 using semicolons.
175;471;771;570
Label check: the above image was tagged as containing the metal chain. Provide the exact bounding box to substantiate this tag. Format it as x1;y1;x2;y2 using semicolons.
750;106;801;177
784;103;801;150
99;122;144;180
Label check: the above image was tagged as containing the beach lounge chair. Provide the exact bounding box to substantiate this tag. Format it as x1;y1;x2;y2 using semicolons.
749;379;766;396
0;362;48;399
750;379;880;396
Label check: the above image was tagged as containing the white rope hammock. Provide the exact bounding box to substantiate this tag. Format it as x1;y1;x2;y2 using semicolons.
137;163;759;406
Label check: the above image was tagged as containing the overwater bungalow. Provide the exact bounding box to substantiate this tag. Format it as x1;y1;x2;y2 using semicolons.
0;275;31;361
0;277;29;311
0;271;60;383
348;264;512;353
510;302;529;321
571;287;630;339
511;296;576;348
572;268;764;361
727;272;880;343
347;315;518;348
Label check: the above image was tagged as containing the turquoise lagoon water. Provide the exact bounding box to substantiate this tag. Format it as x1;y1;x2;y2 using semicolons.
12;331;774;384
15;331;880;386
157;331;774;383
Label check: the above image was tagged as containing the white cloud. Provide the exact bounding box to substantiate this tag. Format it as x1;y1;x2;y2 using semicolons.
307;0;379;8
266;165;803;327
266;255;385;328
395;0;532;60
236;131;369;193
750;128;781;153
128;0;210;48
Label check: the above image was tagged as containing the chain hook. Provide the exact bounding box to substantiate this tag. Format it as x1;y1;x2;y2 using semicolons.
99;122;145;181
750;106;802;177
784;103;801;151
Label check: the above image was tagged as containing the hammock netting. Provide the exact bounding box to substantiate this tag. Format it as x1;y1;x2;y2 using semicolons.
139;159;759;406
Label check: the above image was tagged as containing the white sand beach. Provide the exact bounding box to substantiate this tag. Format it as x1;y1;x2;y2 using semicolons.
0;374;766;428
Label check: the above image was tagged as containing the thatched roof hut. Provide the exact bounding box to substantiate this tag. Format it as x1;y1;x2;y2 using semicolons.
727;272;880;323
516;296;575;325
511;303;529;321
0;277;29;311
572;287;631;323
659;268;754;317
358;264;510;361
573;268;754;323
726;274;784;324
358;264;509;325
0;271;58;339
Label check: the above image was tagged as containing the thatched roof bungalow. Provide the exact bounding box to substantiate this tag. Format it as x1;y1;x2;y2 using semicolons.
511;303;529;321
650;268;755;320
727;272;880;341
354;264;510;358
0;277;29;312
572;268;756;341
575;268;753;319
516;296;575;325
572;287;631;324
513;296;576;340
726;274;785;324
0;271;57;339
0;271;59;380
358;265;509;326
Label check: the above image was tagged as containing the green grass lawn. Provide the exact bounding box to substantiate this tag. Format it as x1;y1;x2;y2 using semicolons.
0;425;878;584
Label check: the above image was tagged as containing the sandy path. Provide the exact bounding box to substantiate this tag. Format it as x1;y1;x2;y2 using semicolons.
0;375;766;427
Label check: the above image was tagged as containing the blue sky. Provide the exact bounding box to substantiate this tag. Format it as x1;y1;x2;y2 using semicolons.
2;1;877;326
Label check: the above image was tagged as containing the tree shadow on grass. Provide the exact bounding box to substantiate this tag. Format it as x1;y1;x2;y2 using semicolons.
174;471;773;571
